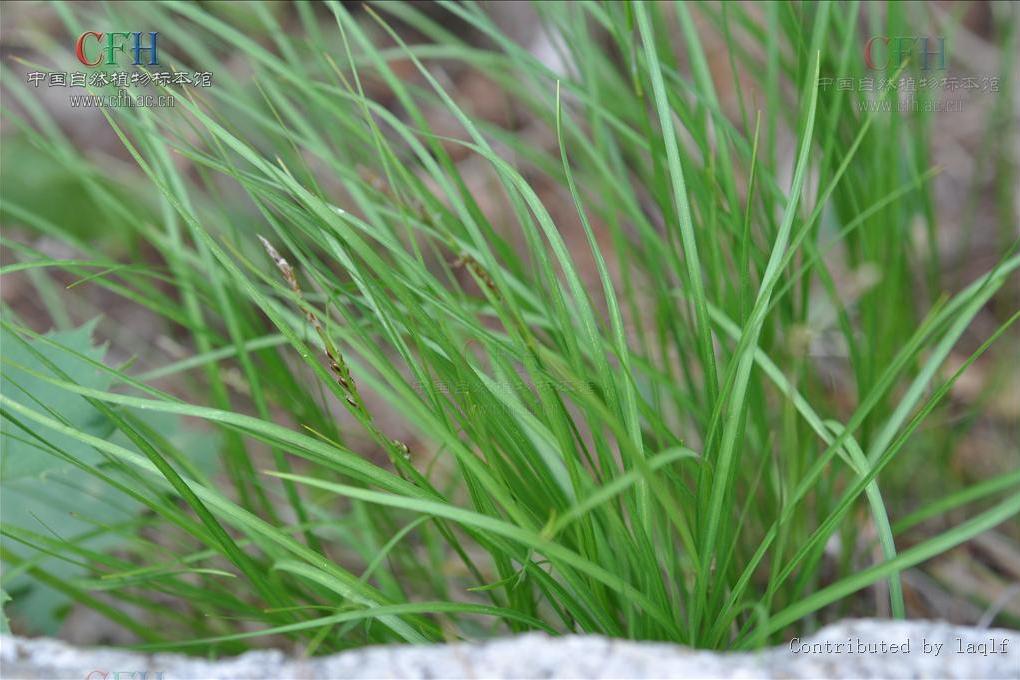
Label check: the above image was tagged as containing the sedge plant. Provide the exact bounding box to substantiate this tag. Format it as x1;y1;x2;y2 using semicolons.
1;0;1018;653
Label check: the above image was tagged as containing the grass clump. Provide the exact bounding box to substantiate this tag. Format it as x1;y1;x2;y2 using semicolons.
1;0;1017;653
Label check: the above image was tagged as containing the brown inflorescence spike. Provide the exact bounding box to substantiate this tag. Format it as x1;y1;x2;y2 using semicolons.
454;252;502;301
259;235;413;470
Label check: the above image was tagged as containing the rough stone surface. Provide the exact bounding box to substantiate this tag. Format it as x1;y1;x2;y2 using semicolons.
1;619;1017;679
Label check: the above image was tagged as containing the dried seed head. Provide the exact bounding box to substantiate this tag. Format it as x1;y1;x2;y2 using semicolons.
393;440;411;460
258;235;301;294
